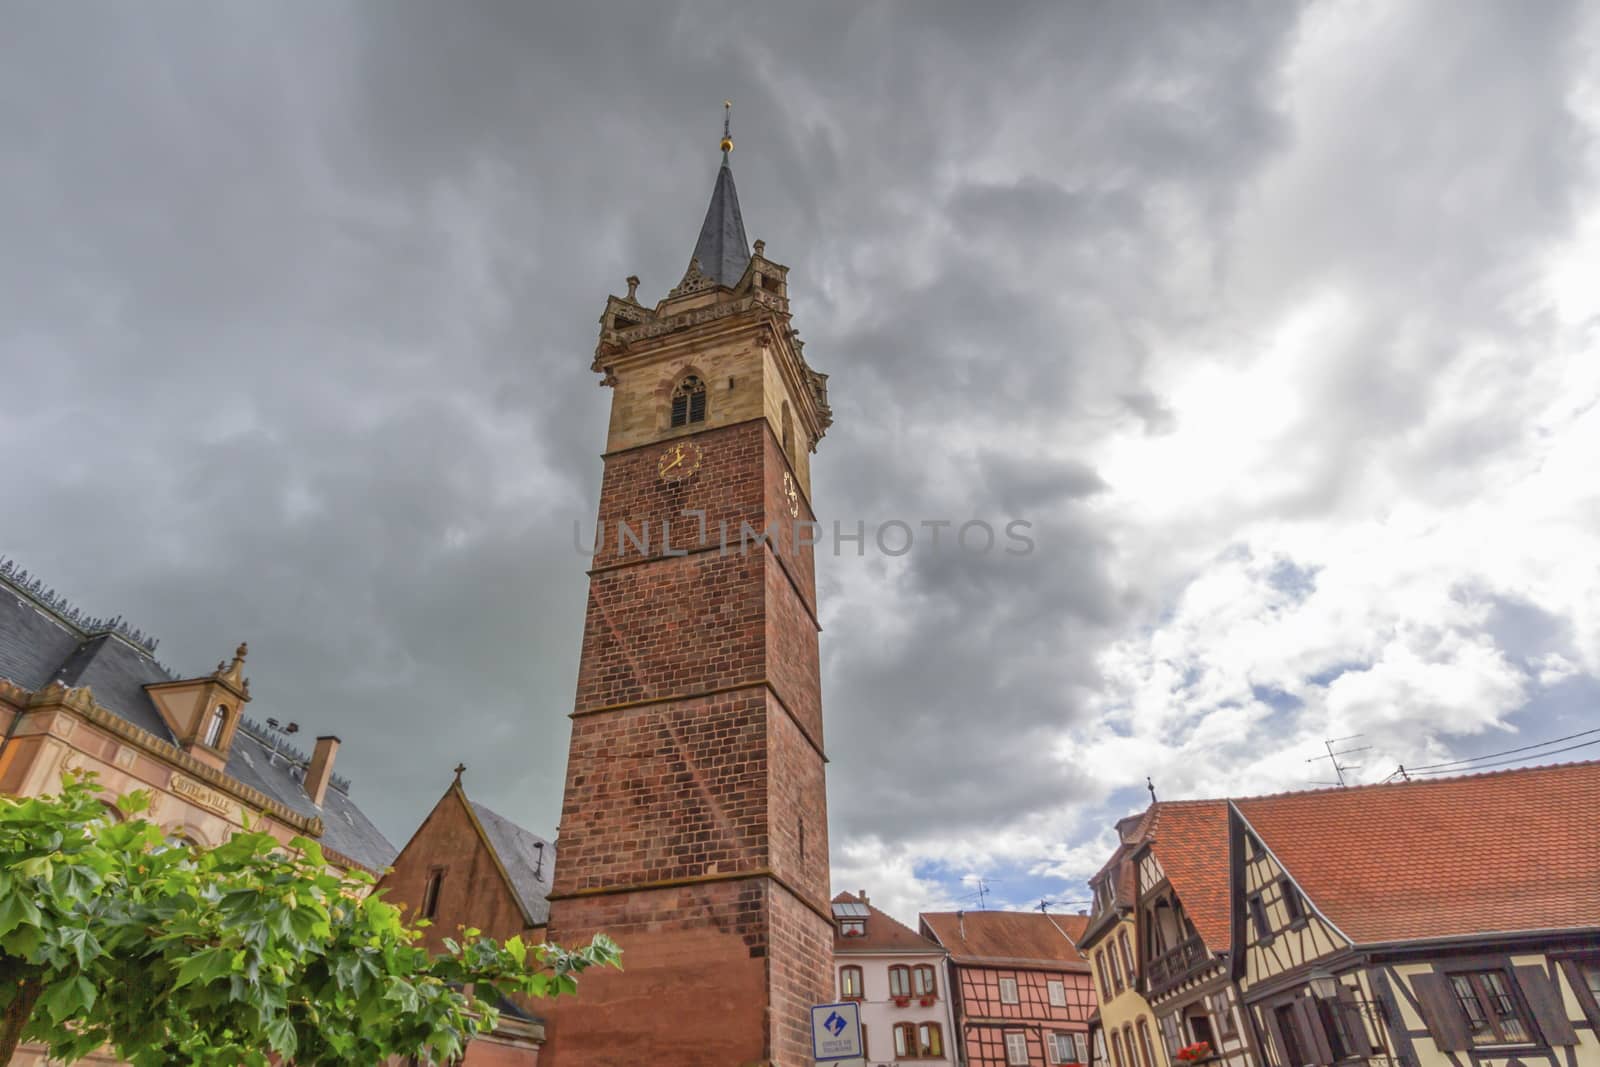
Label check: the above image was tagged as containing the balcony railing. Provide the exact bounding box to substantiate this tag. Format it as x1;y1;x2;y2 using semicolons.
1146;935;1209;996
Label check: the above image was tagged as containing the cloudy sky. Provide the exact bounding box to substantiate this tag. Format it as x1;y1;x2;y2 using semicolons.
4;2;1599;925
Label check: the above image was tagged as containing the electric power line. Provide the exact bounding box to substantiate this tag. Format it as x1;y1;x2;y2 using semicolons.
1409;736;1600;776
1405;726;1600;773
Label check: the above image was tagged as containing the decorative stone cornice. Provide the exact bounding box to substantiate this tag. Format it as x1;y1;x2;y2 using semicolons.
19;681;324;838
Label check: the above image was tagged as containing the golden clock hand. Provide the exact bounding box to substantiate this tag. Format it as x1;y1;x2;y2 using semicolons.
663;452;685;472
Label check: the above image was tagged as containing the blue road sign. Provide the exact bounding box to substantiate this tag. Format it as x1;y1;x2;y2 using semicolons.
810;1000;863;1061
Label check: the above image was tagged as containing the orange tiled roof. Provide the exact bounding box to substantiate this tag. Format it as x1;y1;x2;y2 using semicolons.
1235;760;1600;945
1145;800;1234;953
921;910;1091;969
832;892;944;954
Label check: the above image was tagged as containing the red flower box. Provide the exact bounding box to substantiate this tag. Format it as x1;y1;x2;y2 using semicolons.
893;995;911;1007
1176;1041;1214;1063
919;994;936;1006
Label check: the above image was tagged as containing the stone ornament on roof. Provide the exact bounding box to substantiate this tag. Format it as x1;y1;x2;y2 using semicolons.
0;557;160;655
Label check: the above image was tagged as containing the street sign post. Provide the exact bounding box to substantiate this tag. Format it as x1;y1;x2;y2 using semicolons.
810;1000;864;1062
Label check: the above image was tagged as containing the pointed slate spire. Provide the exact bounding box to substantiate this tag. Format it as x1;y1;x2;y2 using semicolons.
686;101;750;288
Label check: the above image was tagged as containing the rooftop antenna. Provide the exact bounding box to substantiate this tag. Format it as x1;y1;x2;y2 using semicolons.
1306;734;1370;787
1037;899;1054;914
1147;776;1158;803
972;876;990;910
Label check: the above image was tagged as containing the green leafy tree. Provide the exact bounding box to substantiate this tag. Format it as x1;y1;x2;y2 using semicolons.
0;773;619;1065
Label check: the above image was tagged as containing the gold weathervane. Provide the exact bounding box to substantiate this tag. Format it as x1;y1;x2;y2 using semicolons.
721;100;734;154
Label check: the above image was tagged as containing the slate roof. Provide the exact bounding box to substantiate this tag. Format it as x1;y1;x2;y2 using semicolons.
687;157;750;287
832;892;945;955
470;800;555;926
0;566;396;872
920;910;1090;970
1234;760;1600;945
1143;799;1234;954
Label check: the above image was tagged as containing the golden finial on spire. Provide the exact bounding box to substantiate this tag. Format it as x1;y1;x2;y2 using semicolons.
720;100;734;155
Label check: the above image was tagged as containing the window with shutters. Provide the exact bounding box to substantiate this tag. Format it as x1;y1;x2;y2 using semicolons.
1314;996;1355;1060
670;375;707;427
1007;1031;1031;1066
1273;1003;1307;1066
1049;978;1067;1007
1449;970;1532;1045
1000;976;1020;1004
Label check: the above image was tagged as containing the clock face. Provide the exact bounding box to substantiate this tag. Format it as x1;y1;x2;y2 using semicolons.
658;440;703;482
782;471;800;517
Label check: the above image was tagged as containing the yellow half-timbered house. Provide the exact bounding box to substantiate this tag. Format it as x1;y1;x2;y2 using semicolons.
1230;761;1600;1067
1085;760;1599;1067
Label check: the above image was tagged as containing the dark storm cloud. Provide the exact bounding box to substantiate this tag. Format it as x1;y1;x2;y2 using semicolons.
4;0;1595;915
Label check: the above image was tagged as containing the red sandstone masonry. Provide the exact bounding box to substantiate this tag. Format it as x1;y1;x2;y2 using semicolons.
547;321;833;1064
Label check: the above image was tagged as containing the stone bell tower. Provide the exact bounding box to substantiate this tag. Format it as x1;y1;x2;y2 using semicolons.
541;109;835;1065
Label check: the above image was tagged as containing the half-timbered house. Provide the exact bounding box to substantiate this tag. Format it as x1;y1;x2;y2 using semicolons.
921;910;1097;1066
1131;801;1262;1067
1227;760;1600;1067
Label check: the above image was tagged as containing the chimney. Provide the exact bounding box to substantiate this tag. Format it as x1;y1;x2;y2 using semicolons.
957;909;966;941
305;735;341;807
858;889;869;905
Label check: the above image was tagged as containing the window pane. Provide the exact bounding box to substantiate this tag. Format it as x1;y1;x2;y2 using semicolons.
1000;977;1020;1004
895;1026;910;1057
889;966;915;1004
1050;980;1067;1007
1451;975;1491;1037
1009;1032;1033;1065
1583;963;1600;1001
1479;972;1529;1043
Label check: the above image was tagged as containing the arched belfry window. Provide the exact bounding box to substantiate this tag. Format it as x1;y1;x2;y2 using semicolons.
203;704;227;747
671;375;707;427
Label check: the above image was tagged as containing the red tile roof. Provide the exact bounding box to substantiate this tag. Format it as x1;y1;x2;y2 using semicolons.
1235;760;1600;945
1145;799;1234;953
920;910;1091;969
831;892;944;954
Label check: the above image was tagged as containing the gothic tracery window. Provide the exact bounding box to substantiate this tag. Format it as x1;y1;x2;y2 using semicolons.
671;375;707;427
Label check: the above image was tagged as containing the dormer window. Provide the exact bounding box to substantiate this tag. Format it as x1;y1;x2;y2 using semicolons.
831;898;869;937
671;375;707;427
203;705;228;747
